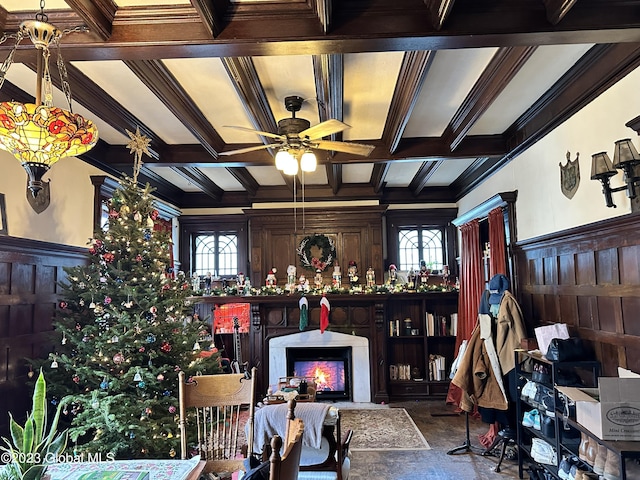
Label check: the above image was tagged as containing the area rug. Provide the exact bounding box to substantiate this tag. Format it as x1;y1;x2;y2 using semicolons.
340;407;431;451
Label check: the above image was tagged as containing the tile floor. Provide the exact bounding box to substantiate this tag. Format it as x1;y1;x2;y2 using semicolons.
346;400;523;480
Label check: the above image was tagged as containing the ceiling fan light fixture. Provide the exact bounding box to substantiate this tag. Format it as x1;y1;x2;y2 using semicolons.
275;149;291;170
283;156;299;175
300;150;317;172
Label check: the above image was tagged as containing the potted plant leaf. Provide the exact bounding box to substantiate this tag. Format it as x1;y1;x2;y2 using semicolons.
0;369;68;480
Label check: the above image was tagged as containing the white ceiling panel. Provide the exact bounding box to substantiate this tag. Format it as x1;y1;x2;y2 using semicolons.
246;166;287;186
71;60;198;145
343;52;405;141
404;48;498;137
200;167;244;190
343;164;374;184
470;43;595;135
252;55;318;124
163;57;259;144
384;161;423;187
427;159;477;186
146;167;201;192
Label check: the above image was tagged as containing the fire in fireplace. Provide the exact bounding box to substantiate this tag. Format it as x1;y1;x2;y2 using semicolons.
286;347;351;401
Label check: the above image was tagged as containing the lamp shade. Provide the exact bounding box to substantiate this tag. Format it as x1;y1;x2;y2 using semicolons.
300;150;317;172
0;102;98;195
590;152;617;180
612;138;640;168
275;149;291;170
283;156;299;175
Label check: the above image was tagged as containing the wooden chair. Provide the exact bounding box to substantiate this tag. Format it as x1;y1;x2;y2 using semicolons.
269;399;305;480
178;368;257;474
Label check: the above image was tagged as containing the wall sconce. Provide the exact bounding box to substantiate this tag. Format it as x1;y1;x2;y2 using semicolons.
591;138;640;208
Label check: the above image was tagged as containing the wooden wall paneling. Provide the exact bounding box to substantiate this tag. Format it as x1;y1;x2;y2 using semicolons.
619;244;640;284
596;248;620;284
514;212;640;375
622;297;640;336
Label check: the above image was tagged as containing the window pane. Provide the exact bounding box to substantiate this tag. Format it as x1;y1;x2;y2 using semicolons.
194;235;217;276
399;229;420;271
218;234;238;276
420;229;444;271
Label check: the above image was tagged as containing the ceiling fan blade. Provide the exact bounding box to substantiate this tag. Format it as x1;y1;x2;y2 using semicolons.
219;144;275;156
314;140;376;157
299;119;351;140
223;125;284;140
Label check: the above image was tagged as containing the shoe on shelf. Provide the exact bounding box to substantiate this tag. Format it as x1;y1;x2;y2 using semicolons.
558;456;574;480
523;409;541;430
521;380;537;401
603;448;621;480
593;443;607;475
578;432;590;462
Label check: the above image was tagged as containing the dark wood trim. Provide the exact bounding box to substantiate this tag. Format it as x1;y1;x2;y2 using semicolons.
452;191;518;226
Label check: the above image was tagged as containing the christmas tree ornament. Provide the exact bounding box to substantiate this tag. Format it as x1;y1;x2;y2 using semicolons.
79;298;85;306
163;390;171;396
59;301;68;309
100;378;109;389
146;334;156;343
72;375;80;384
89;298;96;309
169;448;176;458
61;332;67;345
138;381;146;388
113;352;125;364
193;341;200;350
157;373;165;381
160;341;172;352
133;369;142;382
27;366;34;378
168;405;176;414
51;356;59;368
104;296;112;305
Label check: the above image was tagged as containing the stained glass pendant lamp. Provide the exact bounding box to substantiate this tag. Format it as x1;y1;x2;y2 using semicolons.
0;1;98;211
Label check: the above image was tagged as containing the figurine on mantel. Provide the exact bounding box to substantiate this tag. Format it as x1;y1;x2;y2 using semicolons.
286;265;297;292
407;270;416;291
348;261;359;288
314;269;323;288
191;272;200;292
366;266;375;287
266;268;277;287
204;271;212;294
387;264;398;286
332;265;342;288
298;274;310;292
236;272;246;292
419;260;430;285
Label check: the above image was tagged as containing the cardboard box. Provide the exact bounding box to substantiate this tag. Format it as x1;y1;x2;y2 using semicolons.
557;378;640;441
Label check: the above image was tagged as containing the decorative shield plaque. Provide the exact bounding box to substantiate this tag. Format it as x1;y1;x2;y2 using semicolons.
560;151;580;199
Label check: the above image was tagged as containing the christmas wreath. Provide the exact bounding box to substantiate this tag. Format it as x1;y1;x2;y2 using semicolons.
297;234;336;272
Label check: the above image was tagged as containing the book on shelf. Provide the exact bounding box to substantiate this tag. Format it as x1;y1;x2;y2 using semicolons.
428;354;446;381
65;472;150;480
425;313;458;336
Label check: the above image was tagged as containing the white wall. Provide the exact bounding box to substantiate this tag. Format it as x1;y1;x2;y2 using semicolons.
0;150;102;247
458;66;640;241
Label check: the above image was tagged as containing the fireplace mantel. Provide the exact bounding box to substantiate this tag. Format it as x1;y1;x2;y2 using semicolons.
193;292;458;403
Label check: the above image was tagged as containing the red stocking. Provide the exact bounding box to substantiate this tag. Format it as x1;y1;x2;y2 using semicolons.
320;295;330;333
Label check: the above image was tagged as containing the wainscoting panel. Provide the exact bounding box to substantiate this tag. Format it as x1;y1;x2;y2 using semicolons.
0;236;85;438
515;212;640;377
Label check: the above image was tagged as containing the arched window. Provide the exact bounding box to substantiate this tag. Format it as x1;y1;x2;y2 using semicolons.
194;233;238;277
398;228;444;272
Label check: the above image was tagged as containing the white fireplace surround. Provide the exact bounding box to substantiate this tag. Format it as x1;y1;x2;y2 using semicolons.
269;330;371;403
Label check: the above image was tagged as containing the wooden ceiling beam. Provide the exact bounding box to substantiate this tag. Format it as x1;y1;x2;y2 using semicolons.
423;0;456;30
189;0;230;38
382;50;436;154
64;0;115;41
124;59;224;158
409;160;440;196
3;2;640;60
370;163;389;193
313;53;344;193
543;0;579;25
171;166;223;201
227;167;259;197
444;46;537;152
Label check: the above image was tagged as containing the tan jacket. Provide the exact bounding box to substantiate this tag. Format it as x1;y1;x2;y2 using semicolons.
451;289;526;412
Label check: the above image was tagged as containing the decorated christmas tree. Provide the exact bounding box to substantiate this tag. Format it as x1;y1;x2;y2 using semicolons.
40;128;222;459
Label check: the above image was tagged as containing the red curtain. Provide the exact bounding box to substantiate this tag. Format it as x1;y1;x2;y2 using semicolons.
488;207;507;277
446;219;484;406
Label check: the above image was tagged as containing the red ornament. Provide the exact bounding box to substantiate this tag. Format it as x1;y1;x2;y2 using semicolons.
162;284;170;291
113;352;125;364
72;375;80;384
160;341;172;352
138;346;145;353
136;254;143;262
103;253;115;263
108;209;119;218
151;210;159;220
59;301;68;309
168;405;176;414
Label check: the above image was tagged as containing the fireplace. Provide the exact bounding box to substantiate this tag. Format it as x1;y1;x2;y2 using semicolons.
269;330;371;402
287;347;351;401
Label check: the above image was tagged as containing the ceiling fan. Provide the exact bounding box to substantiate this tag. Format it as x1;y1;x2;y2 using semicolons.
220;96;376;158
